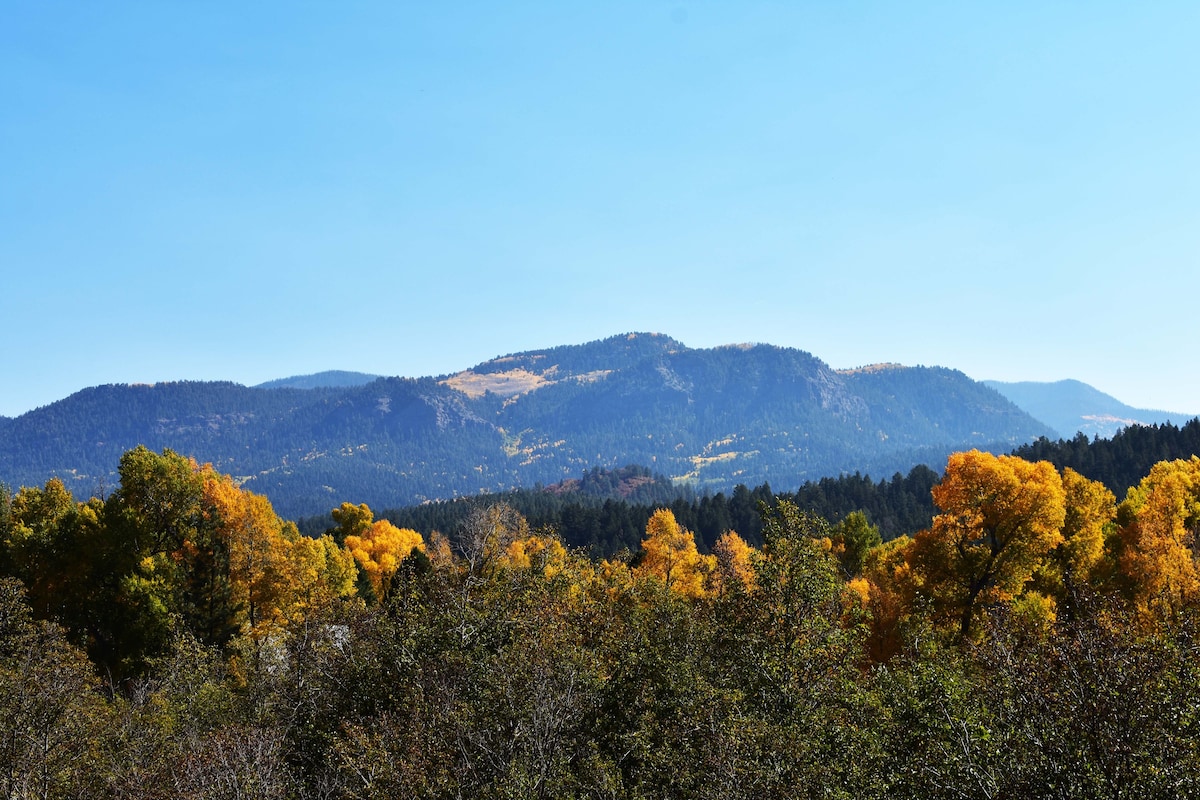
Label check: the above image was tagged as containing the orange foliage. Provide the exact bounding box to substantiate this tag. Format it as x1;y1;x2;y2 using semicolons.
862;536;917;662
203;476;298;638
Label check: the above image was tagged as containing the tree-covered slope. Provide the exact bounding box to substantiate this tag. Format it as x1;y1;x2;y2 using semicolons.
477;341;1052;491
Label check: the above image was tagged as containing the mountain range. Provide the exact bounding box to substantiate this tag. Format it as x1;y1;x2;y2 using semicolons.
0;332;1093;518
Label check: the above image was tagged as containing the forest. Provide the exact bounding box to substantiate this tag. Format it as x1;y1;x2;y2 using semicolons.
329;419;1200;561
323;465;938;557
3;438;1200;797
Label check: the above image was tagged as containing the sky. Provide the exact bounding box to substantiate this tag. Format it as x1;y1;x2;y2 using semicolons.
3;2;1199;418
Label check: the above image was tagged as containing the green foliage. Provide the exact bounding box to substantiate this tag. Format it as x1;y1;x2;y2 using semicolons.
0;578;110;799
833;510;882;576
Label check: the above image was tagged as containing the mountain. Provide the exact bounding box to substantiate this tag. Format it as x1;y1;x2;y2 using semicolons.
255;370;382;390
0;333;1054;518
983;379;1196;439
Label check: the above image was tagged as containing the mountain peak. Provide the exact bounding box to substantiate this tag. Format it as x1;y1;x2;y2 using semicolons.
837;363;908;376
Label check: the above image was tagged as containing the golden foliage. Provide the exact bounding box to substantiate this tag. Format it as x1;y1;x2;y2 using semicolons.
841;577;872;625
909;450;1066;639
502;534;570;577
1116;456;1200;624
204;477;289;637
862;536;917;662
1037;467;1115;600
634;509;715;599
291;533;358;613
711;530;756;594
344;519;425;602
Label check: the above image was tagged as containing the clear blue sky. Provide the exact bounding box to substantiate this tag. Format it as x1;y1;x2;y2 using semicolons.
3;2;1199;418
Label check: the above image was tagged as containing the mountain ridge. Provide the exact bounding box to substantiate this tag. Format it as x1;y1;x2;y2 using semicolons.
1;333;1054;517
255;370;383;390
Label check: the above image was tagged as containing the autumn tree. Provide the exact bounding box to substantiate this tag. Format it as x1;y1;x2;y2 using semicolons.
634;508;714;599
339;504;425;603
908;450;1066;640
290;534;358;615
711;530;756;595
458;503;530;578
861;536;917;662
501;533;573;579
1115;456;1200;625
1034;467;1115;617
204;475;299;641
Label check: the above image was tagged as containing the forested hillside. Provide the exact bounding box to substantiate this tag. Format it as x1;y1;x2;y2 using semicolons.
255;370;383;390
0;333;1053;518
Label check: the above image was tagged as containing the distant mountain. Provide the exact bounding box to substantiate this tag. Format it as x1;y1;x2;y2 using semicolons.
255;370;382;390
983;379;1195;439
0;333;1054;518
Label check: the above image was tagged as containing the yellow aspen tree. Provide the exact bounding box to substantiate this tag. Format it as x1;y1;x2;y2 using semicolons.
634;508;714;599
1060;468;1116;581
343;518;425;601
710;530;756;594
1035;467;1115;606
598;557;636;601
1116;456;1200;625
203;476;297;639
503;534;570;576
290;533;358;614
908;450;1066;640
